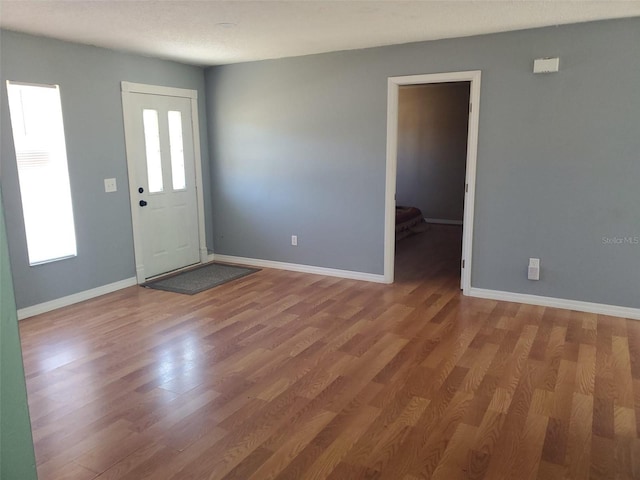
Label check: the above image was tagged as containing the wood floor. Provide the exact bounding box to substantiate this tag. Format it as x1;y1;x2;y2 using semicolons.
19;225;640;479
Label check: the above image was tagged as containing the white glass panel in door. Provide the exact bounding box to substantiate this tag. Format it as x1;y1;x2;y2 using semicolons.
168;110;186;191
142;109;163;193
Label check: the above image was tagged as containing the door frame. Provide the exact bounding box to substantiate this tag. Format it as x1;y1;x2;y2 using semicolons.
121;81;208;283
384;70;481;293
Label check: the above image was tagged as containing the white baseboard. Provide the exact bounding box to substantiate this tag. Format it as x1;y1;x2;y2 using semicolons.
18;277;138;320
424;218;463;226
210;254;388;284
468;287;640;321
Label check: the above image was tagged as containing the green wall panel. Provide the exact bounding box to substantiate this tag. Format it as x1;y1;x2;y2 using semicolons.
0;187;37;479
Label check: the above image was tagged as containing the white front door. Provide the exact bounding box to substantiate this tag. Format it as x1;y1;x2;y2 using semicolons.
124;91;200;279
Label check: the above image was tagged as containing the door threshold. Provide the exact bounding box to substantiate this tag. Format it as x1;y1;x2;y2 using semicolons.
144;261;203;282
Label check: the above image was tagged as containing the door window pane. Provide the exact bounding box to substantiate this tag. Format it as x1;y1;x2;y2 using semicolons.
142;109;163;193
6;81;77;265
168;111;186;191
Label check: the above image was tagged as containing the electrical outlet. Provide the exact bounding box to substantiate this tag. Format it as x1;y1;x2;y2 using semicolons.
104;178;117;193
291;235;298;246
528;258;540;280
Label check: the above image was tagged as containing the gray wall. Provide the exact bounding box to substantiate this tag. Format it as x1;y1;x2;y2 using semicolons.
0;30;212;309
397;83;470;222
206;17;640;308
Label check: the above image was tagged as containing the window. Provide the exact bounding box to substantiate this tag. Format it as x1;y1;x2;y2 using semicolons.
142;109;163;193
168;111;186;190
6;81;77;265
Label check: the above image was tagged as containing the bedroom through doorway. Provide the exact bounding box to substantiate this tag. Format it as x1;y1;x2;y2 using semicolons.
383;71;481;291
395;81;469;286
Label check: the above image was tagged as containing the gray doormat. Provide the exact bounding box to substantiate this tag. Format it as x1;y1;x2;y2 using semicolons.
142;262;259;295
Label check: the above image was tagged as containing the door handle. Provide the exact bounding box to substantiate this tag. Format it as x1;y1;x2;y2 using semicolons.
139;200;148;207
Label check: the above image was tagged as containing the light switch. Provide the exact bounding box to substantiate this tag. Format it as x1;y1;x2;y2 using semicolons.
104;178;117;193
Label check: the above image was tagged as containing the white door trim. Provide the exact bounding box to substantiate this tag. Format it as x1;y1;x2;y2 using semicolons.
121;81;208;283
384;70;481;293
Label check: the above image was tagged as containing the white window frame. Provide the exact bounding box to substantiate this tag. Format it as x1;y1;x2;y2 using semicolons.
6;80;78;266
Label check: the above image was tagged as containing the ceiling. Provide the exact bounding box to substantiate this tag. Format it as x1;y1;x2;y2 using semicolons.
1;1;639;66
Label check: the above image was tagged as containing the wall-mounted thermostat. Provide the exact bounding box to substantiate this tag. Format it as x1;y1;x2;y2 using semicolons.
533;57;560;74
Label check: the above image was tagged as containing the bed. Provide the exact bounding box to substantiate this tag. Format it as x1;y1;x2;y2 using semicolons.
396;205;428;240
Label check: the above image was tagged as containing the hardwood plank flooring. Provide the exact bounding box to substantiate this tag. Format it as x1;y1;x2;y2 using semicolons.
18;225;640;479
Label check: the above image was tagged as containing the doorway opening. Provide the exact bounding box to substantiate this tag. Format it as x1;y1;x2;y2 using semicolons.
384;71;481;294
